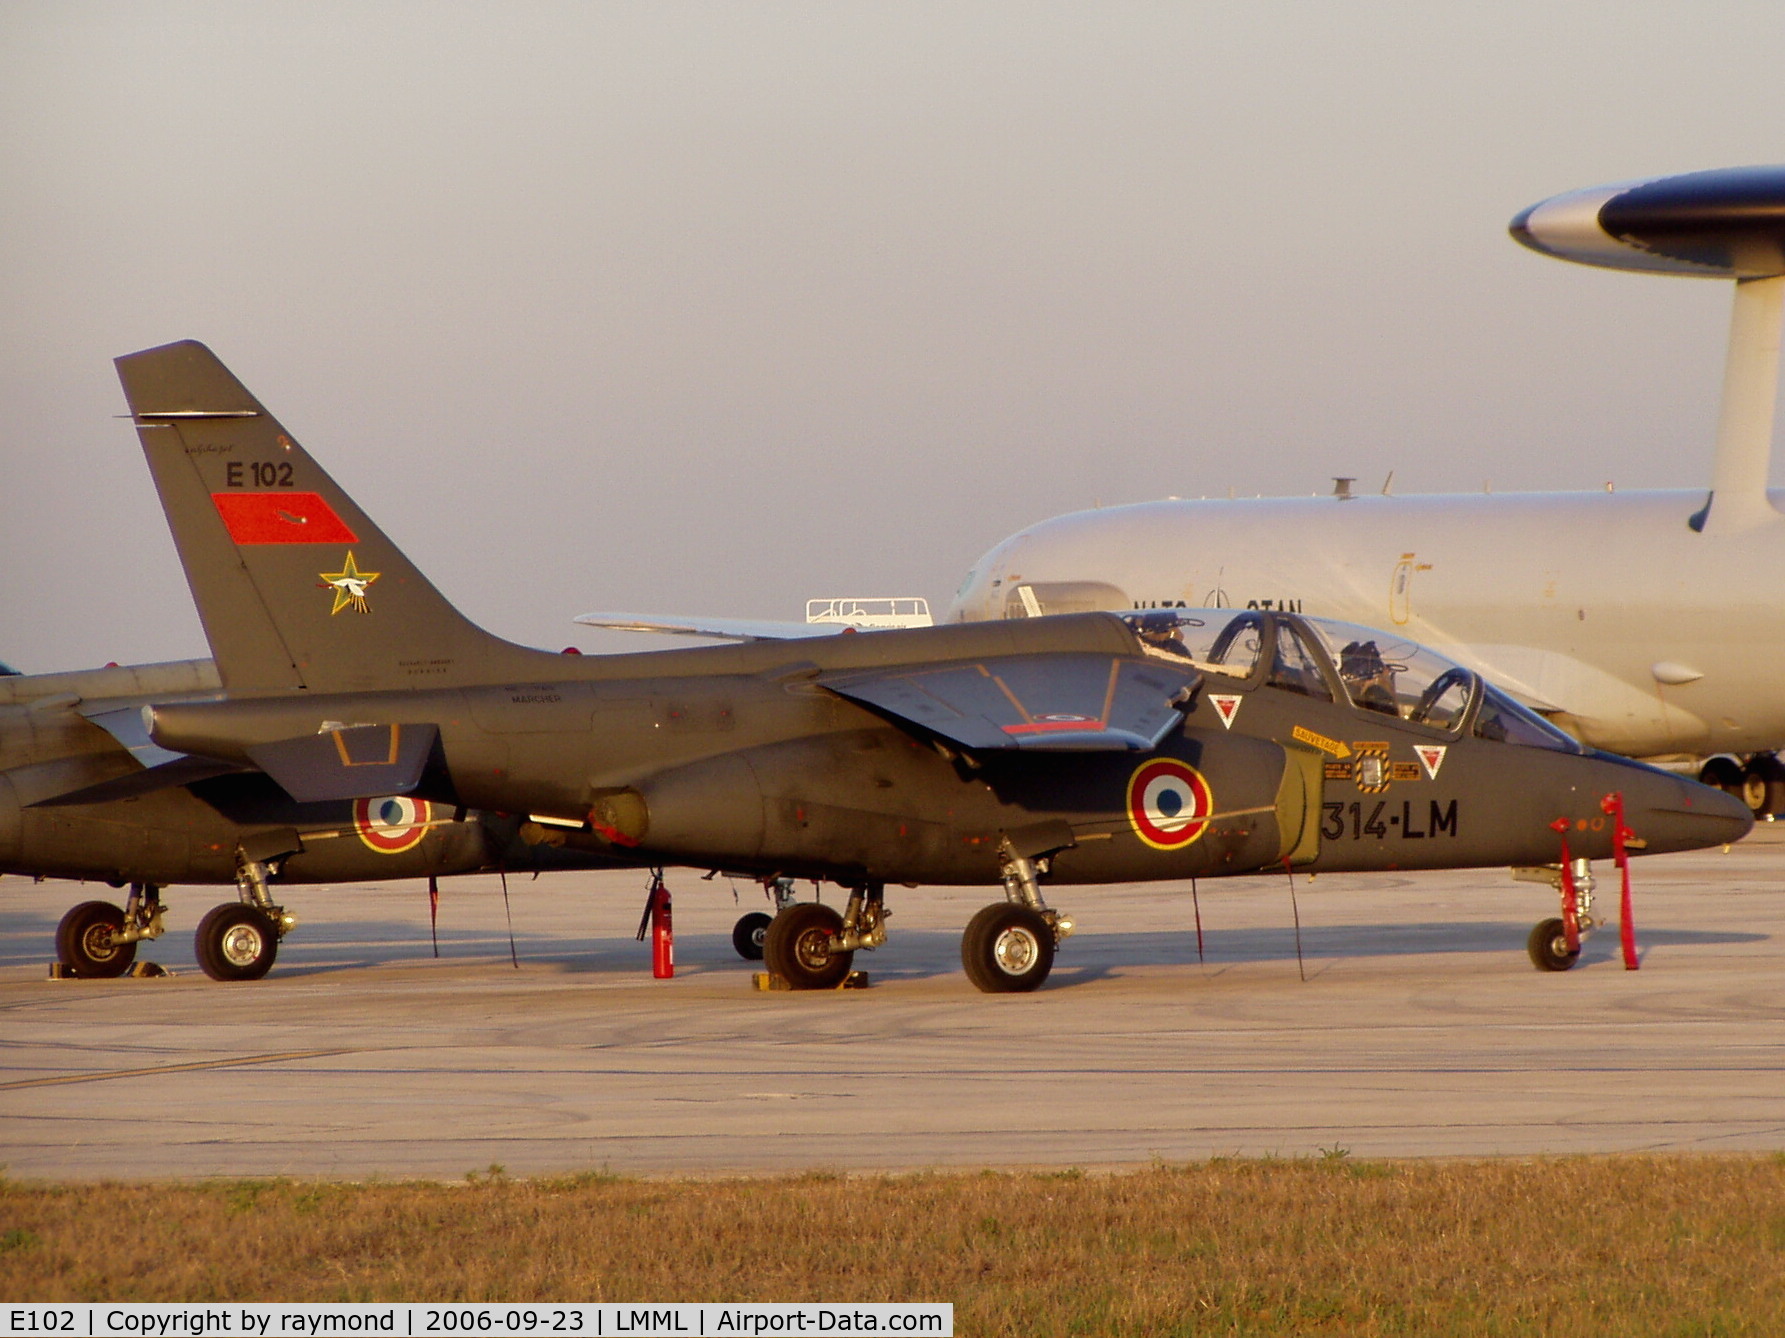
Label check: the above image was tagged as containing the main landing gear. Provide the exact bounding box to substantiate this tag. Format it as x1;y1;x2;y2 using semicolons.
55;882;167;978
732;877;799;961
194;853;298;981
753;839;1077;993
960;839;1075;993
762;882;889;989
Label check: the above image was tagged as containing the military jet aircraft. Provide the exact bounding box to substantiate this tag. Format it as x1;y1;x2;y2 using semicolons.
0;656;629;979
72;339;1748;991
942;165;1785;813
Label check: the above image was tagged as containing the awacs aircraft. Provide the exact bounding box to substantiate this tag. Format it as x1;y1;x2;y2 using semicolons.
946;166;1785;814
72;340;1747;991
0;657;627;979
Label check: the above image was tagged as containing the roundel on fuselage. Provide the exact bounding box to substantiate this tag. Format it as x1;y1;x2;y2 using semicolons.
1126;758;1213;851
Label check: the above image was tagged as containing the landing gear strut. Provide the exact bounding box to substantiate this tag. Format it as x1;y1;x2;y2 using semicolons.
1516;858;1595;972
194;852;298;981
961;839;1075;993
761;882;886;988
55;882;166;978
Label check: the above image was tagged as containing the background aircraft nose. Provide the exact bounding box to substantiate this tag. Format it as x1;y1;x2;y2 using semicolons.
1619;767;1754;854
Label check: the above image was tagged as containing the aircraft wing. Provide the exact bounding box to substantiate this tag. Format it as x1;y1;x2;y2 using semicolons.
820;653;1198;752
573;611;846;642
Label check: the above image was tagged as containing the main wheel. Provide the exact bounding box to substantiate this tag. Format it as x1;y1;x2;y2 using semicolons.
195;904;279;982
1699;756;1743;798
762;902;853;989
732;911;774;961
1740;757;1785;817
56;901;136;978
962;903;1056;993
1527;917;1581;973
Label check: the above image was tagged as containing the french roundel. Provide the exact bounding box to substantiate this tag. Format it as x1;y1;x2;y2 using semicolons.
1126;758;1214;851
354;796;433;854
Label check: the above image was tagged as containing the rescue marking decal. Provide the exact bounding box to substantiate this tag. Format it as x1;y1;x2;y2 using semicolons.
1352;742;1391;793
1292;725;1351;759
212;491;357;544
319;551;380;614
1415;745;1448;779
354;796;432;854
1126;758;1214;851
1208;694;1243;729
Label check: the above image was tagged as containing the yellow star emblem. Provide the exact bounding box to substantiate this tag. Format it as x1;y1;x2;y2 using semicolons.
318;551;381;615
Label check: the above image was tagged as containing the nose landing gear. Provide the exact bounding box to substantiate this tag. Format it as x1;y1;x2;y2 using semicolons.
1515;855;1597;972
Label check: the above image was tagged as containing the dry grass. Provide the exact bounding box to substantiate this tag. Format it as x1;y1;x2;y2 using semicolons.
3;1156;1784;1334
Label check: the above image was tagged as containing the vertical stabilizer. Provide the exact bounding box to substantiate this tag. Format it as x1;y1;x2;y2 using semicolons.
1510;165;1785;534
117;341;561;694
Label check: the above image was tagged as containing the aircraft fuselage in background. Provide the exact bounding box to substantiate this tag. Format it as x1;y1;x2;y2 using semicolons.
947;487;1780;762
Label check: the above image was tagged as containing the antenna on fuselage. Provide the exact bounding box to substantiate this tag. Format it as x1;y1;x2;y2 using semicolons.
1511;166;1785;534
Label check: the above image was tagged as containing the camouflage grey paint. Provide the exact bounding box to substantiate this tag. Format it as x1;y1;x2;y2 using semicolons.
110;342;1750;896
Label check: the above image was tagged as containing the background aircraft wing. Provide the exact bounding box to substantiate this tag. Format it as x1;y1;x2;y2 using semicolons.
573;611;846;642
820;653;1198;752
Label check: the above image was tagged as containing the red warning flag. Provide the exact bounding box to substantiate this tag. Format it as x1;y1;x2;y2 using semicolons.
211;492;358;545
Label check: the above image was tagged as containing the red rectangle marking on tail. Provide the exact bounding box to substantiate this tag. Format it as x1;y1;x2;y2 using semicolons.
212;492;358;544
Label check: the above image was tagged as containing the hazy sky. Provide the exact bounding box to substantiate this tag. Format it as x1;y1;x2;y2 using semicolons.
6;2;1785;672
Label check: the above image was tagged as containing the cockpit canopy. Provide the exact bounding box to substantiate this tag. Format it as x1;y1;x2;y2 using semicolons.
1118;609;1580;753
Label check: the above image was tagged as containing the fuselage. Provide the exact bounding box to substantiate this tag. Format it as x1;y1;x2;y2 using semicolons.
0;658;617;888
947;488;1785;760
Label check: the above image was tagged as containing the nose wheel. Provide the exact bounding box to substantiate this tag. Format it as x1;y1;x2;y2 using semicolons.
1527;917;1583;972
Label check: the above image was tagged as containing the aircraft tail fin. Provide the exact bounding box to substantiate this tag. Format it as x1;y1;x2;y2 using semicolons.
116;341;560;695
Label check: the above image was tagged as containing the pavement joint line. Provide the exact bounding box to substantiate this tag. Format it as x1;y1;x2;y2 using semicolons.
0;1048;356;1091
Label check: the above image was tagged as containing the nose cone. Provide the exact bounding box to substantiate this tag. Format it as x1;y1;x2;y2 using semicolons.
1620;768;1754;854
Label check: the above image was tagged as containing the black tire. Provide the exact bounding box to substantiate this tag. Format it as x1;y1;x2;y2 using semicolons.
1740;757;1785;817
1699;756;1743;797
1527;917;1581;973
56;901;136;979
732;911;773;961
962;903;1056;993
195;904;279;982
762;902;852;989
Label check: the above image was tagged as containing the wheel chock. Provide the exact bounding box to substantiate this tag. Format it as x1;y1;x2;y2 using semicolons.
46;961;173;979
752;970;871;991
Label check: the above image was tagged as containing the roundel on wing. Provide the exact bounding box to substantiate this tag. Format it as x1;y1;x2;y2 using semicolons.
1126;758;1213;851
354;796;433;854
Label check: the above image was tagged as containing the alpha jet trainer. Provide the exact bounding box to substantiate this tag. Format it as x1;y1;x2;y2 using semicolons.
108;341;1749;990
0;656;631;979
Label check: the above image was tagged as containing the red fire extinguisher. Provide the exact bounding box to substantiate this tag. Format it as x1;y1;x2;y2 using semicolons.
636;870;674;979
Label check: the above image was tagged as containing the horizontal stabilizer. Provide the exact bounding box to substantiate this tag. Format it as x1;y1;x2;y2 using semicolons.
82;704;191;769
28;754;247;808
244;723;438;803
821;654;1198;752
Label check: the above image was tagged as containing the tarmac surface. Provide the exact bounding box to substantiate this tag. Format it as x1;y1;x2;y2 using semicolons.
3;833;1782;1181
